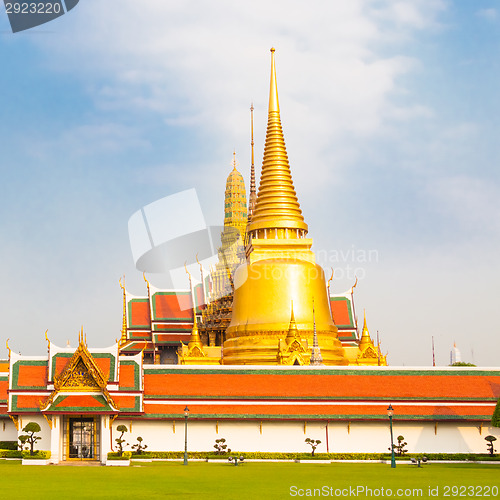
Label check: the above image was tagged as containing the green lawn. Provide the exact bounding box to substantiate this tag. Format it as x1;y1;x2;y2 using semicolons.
1;460;499;499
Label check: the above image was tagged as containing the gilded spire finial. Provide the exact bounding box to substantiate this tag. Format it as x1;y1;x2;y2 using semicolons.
6;338;11;358
119;276;128;346
184;261;192;285
188;309;203;350
286;300;298;343
310;298;323;365
359;309;371;346
247;48;308;237
44;330;50;351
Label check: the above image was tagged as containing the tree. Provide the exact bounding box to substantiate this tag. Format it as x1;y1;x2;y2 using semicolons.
17;435;29;451
305;438;321;457
131;436;148;455
213;438;231;455
491;398;500;428
450;362;476;367
115;425;128;456
394;435;408;456
485;436;497;456
20;422;42;456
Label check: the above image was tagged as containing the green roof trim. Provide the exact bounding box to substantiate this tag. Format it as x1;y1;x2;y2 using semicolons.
11;395;40;412
50;352;116;383
143;367;500;377
119;360;141;391
140;413;495;421
11;360;48;390
46;394;114;413
143;394;499;402
152;291;193;322
128;298;151;329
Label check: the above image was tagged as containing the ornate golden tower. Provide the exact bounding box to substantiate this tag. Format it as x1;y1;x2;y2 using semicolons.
199;154;247;347
223;49;348;365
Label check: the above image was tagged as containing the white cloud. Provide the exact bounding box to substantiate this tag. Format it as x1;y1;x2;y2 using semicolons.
476;8;497;21
35;1;445;161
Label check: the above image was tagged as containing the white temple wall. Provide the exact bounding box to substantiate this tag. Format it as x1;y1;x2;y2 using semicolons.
16;415;51;452
0;418;18;441
113;419;500;454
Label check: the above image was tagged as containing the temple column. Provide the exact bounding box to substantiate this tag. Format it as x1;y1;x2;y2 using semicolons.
50;416;61;463
101;415;113;464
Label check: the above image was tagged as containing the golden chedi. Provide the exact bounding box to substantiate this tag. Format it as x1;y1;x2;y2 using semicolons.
224;49;348;365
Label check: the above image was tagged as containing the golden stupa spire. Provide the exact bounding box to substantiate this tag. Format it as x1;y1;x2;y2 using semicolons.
247;48;308;238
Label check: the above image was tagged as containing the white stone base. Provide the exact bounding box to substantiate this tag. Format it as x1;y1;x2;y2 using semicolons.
22;459;50;465
296;459;331;464
105;460;130;466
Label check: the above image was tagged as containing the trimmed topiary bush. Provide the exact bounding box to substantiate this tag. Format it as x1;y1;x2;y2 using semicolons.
0;441;17;451
21;450;50;459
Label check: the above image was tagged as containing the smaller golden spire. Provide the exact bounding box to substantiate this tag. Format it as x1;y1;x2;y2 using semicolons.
44;330;50;351
286;301;298;344
310;299;324;365
188;312;203;350
119;277;128;346
6;338;11;358
359;310;371;347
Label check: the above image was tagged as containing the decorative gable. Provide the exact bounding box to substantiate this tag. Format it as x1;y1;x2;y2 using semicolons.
41;330;118;413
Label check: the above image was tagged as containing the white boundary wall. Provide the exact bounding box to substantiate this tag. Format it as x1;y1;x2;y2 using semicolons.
113;420;500;454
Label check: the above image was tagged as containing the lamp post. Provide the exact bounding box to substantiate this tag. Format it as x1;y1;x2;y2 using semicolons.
387;404;396;468
183;406;189;465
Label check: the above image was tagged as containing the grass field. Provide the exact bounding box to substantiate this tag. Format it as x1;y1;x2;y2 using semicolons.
2;460;499;499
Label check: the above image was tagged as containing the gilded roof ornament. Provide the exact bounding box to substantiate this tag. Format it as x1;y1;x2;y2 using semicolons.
310;299;324;366
119;276;128;347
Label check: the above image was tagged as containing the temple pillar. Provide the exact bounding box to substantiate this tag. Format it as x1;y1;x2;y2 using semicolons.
50;416;61;463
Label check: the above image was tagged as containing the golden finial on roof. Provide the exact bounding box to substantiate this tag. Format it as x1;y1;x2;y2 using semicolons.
327;268;334;288
188;311;203;350
359;309;372;347
247;48;308;237
184;261;192;284
6;338;11;358
310;298;324;366
143;272;150;290
351;276;358;293
44;330;50;351
119;276;128;347
286;300;298;343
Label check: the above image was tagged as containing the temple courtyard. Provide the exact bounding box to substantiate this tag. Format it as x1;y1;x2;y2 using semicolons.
2;461;499;499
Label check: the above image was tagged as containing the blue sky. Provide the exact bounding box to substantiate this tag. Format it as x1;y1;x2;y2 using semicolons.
0;1;499;366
